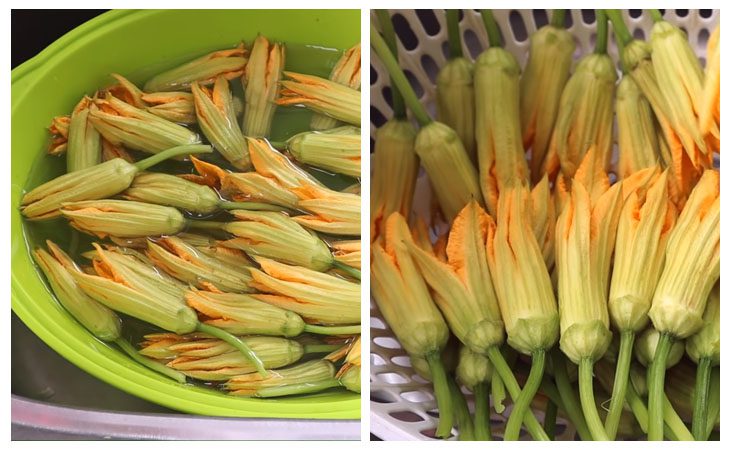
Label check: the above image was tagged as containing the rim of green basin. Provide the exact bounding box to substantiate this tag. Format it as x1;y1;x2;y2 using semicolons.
11;9;360;419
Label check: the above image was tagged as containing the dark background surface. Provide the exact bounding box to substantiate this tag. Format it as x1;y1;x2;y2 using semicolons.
11;10;107;69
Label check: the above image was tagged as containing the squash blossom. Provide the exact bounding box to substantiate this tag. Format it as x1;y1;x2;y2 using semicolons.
311;43;361;130
241;35;285;137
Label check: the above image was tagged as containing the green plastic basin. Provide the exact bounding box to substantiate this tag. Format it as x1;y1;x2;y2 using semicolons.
11;9;360;419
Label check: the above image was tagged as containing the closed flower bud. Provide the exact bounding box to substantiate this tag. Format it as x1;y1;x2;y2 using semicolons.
241;35;285;137
248;138;322;189
185;289;304;337
699;27;719;140
456;346;493;389
686;283;719;365
147;236;253;293
474;47;529;214
520;24;575;183
143;91;196;124
61;199;186;239
123;172;220;214
277;71;360;126
616;76;663;178
547;53;616;178
47;115;70;155
635;327;685;369
32;241;121;341
370;119;418;240
285;126;361;178
192;77;250;170
437;57;476;160
222;172;300;210
290;184;360;236
649;170;719;338
227;360;336;396
220;210;334;271
144;44;248;92
90;94;201;154
332;240;360;270
415;121;483;221
250;257;360;325
67;96;102;172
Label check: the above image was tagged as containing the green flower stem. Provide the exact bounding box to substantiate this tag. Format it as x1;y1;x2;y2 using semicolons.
605;330;636;439
186;220;226;231
196;322;267;376
594;10;608;54
551;10;567;28
605;10;633;47
267;140;287;149
540;377;566;412
303;324;361;335
446;10;463;59
650;9;664;22
256;378;340;397
579;358;609;440
115;338;186;384
544;400;558;440
552;351;592;440
449;377;475;440
491;369;506;414
426;352;454;438
375;10;406;119
692;357;713;439
504;350;546;440
134;144;212;171
302;344;341;354
219;201;289;212
480;10;502;47
704;367;720;439
485;346;549;440
474;382;492;440
663;393;694;441
648;332;673;440
370;23;430;125
626;381;678;439
332;260;362;280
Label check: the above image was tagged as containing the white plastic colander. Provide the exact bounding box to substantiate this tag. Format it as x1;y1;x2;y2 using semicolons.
370;9;719;441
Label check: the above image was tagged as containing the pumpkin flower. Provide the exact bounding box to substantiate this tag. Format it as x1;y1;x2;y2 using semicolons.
277;71;360;126
290;184;361;236
20;144;212;220
331;239;360;270
89;94;201;154
474;43;529;215
250;257;360;325
192;76;250;170
311;43;361;130
143;91;196;125
645;169;719;440
67;96;102;172
146;236;254;293
371;212;452;437
226;360;337;396
520;12;575;183
248;138;322;189
47;115;70;155
486;182;557;440
140;334;303;381
241;35;285;137
283;126;361;178
699;27;719;140
144;44;248;92
370;119;418;241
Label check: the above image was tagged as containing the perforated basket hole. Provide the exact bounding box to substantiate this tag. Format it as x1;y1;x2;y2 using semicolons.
633;28;646;41
463;28;482;60
400;389;435;403
371;353;387;367
676;9;689;17
389;411;426;423
628;9;643;19
376;371;410;384
416;9;441;36
371;389;399;404
700;9;713;18
370;65;378;86
391;355;413;368
371;316;386;330
404;69;425;99
580;9;595;25
420;54;439;84
698;28;710;47
371;105;387;128
532;10;548;28
392;13;419;51
509;10;528;42
373;336;402;350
